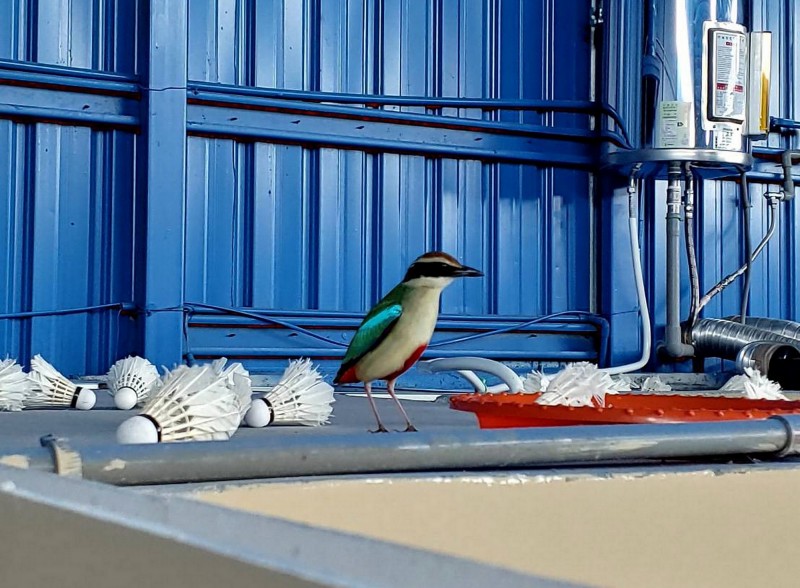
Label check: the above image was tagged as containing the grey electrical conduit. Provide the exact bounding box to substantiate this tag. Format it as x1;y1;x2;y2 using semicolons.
664;163;695;358
782;150;800;200
12;415;800;486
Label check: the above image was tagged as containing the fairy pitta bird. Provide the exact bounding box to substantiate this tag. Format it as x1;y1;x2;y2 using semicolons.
334;251;483;432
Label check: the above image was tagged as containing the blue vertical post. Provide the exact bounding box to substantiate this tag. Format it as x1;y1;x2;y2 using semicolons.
143;0;188;366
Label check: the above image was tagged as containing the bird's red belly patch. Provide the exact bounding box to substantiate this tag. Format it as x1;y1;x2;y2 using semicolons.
335;365;359;384
384;344;427;381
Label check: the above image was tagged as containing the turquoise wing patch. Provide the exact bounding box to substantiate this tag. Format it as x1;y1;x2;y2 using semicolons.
342;303;403;366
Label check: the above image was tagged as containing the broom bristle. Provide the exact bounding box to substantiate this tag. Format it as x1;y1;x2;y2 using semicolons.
535;362;616;407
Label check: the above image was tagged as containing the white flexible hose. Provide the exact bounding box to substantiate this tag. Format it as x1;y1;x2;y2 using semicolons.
603;215;651;374
424;211;651;391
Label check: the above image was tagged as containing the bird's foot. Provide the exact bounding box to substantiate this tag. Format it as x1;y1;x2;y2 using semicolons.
400;425;418;433
370;426;389;433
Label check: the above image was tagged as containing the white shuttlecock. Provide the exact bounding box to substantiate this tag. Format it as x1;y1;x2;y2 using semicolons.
522;370;552;393
0;358;31;411
26;355;96;410
116;363;241;444
720;368;786;401
244;358;334;427
211;358;253;422
106;356;161;410
535;362;617;407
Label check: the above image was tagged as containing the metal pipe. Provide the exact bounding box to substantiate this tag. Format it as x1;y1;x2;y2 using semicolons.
684;164;700;328
664;162;694;358
8;416;800;486
781;150;800;200
739;170;752;323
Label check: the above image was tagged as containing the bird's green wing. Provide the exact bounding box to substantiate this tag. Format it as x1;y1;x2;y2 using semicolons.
338;286;406;375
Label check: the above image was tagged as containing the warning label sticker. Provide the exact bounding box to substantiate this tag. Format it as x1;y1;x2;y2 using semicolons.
711;30;747;121
712;126;742;151
657;101;693;148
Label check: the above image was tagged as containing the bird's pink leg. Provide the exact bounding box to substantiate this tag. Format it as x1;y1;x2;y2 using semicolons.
364;381;388;433
386;379;418;432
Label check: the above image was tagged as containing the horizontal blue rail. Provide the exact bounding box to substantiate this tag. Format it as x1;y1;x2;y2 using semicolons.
187;108;595;166
770;117;800;131
0;60;140;128
183;304;606;366
0;59;139;92
188;347;598;362
189;81;631;147
188;84;594;141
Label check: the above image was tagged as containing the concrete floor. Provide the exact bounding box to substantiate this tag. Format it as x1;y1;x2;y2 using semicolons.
0;390;477;451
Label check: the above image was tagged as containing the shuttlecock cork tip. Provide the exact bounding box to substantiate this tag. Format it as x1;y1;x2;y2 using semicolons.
114;387;138;410
117;415;159;444
74;388;96;410
244;398;273;428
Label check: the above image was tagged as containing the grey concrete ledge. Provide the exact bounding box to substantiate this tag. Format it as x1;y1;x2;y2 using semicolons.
0;464;577;588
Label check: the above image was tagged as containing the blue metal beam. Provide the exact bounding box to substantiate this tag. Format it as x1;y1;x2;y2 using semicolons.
188;83;595;140
0;59;139;91
142;0;188;367
183;307;602;367
186;83;597;167
187;109;593;167
186;310;602;332
0;84;138;128
0;59;139;128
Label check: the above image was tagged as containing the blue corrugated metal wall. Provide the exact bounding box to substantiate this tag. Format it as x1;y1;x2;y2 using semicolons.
182;0;598;373
0;0;141;376
0;0;797;377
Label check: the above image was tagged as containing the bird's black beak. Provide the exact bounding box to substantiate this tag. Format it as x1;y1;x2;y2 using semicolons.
454;265;483;278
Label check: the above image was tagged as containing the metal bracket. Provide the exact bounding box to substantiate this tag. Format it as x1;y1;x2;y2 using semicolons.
39;435;83;478
767;414;800;457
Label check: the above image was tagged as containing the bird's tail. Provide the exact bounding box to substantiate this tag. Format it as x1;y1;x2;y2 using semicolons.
333;363;358;385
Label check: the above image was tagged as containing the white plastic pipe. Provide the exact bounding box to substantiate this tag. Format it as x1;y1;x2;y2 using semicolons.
603;214;651;374
417;357;524;393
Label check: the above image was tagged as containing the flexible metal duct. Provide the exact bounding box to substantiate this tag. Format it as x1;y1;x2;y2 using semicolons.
691;318;799;358
691;318;800;384
724;316;800;341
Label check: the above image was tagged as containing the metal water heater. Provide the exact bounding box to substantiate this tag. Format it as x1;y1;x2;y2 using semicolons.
601;0;771;177
598;0;792;371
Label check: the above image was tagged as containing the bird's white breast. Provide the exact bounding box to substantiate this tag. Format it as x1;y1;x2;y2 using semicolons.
354;286;442;382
